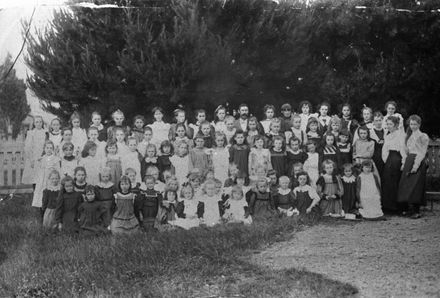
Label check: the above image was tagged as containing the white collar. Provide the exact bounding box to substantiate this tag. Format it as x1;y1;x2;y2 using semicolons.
97;181;114;188
278;188;291;195
341;175;356;183
47;185;60;191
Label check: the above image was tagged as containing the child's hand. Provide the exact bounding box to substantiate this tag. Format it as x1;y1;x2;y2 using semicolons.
306;207;312;214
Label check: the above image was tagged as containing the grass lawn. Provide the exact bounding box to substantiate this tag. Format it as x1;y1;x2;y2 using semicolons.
0;195;358;297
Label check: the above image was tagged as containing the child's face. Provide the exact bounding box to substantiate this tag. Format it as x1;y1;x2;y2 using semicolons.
363;110;372;122
127;172;136;183
290;140;300;151
134;119;144;129
217;109;226;121
72;118;80;128
63;146;74;157
178;144;188;156
115;130;125;142
339;135;348;144
248;121;257;131
271;123;280;133
205;172;215;180
386;104;396;115
45;144;54;155
342;106;351;117
162;145;171;154
293;118;301;129
167;191;176;202
205;183;216;196
101;172;110;183
154;110;163;121
92;114;101;126
85;191;95;202
309;122;318;132
145;178;155;189
64;181;74;192
150;170;159;180
195;138;205;148
176;126;185;137
298;175;307;186
293;166;302;176
358;130;368;140
75;171;86;183
282;108;291;118
232;192;242;201
163;171;172;182
128;140;137;152
201;124;211;136
274;139;282;150
257;182;267;193
107;145;117;155
196;112;206;123
88;130;98;141
63;130;72;142
269;174;277;185
168;180;179;191
114;114;124;125
344;168;353;177
34;117;43;129
176;112;185;123
307;144;316;153
265;109;274;119
51;120;61;132
362;165;372;173
182;187;193;199
88;147;97;157
226;120;234;130
325;136;335;146
120;181;130;193
324;164;334;175
373;117;383;129
301;104;310;114
256;167;266;177
236;177;245;186
319;105;328;116
49;174;59;186
331;122;340;132
190;178;200;189
279;179;289;189
144;130;153;141
146;147;156;157
234;134;245;145
215;136;225;147
255;138;264;149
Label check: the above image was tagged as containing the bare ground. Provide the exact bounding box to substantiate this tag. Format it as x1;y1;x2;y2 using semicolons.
253;205;440;298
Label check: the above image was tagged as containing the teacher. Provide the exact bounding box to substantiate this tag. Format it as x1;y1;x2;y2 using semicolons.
398;115;429;219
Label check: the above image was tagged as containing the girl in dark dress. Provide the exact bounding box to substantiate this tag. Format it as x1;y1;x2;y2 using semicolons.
319;133;341;173
248;178;276;220
292;171;321;215
270;136;287;177
306;117;322;150
370;112;385;178
41;170;61;229
273;176;297;216
78;185;107;233
95;167;116;227
398;115;430;219
340;163;358;215
157;140;173;181
337;129;352;172
55;176;83;232
229;130;251;179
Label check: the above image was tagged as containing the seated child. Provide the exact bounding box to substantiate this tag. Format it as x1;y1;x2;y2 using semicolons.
223;185;252;224
273;176;298;217
293;171;321;214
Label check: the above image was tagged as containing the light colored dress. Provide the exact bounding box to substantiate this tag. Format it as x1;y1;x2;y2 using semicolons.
358;172;383;218
260;119;272;134
48;131;63;156
116;141;130;157
121;151;142;183
303;152;320;188
32;154;61;207
170;155;190;186
22;128;47;184
149;121;171;148
199;194;221;227
105;154;122;186
224;199;252;224
212;121;226;133
72;127;88;154
79;156;102;186
211;147;230;184
60;157;78;177
224;128;236;145
248;148;272;176
300;113;319;132
173;199;200;230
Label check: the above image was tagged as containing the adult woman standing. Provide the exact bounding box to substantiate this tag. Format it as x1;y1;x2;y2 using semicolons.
398;115;429;219
381;116;406;214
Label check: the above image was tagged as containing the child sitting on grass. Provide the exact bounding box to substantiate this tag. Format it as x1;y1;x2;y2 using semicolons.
110;175;139;234
273;176;298;217
247;178;276;220
197;179;222;227
223;185;252;224
78;185;106;234
55;175;83;233
41;169;61;229
293;171;321;215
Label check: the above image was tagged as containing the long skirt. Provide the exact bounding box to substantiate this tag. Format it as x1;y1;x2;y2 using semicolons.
382;151;402;212
398;154;427;206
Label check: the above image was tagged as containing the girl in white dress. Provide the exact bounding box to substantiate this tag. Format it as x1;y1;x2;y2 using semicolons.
170;141;190;186
223;185;252;224
357;160;383;219
173;183;201;229
70;112;88;155
60;142;78;177
212;105;227;133
121;137;142;183
210;132;230;185
48;118;63;156
32;140;61;208
260;105;275;135
197;179;222;227
299;100;319;132
248;135;272;176
22;115;47;185
79;141;102;186
303;141;320;189
149;107;170;149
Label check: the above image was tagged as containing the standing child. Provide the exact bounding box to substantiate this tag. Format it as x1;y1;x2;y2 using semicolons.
60;142;78;178
273;176;297;217
90;111;107;142
79;141;101;186
32;140;61;208
189;109;208;136
224;115;237;145
104;141;122;186
121;136;143;183
266;118;283;148
286;137;308;176
138;126;153;158
110;175;139;234
270;136;287;177
260;105;275;135
189;135;212;176
247;178;276;220
197;121;215;149
248;135;272;177
59;127;74;158
131;115;146;144
48;118;63;156
299;101;318;133
170;141;190;186
293;171;321;215
287;114;307;146
246;117;262;147
306;117;322;149
41;169;61;229
22;115;48;186
107;109;131;142
168;108;194;141
229;130;250;180
125;168;142;196
173;123;194;150
353;106;374;144
357;160;383;219
212;105;227;133
157;140;173;179
78;185;106;233
317;102;332;134
223;185;252;224
141;144;158;179
95;167;116;228
87;126;106;159
146;166;166;193
136;175;162;230
210;132;230;184
114;127;129;157
55;175;83;232
197;179;222;227
341;163;358;216
73;166;88;195
337;129;352;170
303;141;320;189
316;160;344;217
327;115;341;140
70;112;88;155
353;126;377;176
319;133;341;173
149;107;171;148
340;103;359;138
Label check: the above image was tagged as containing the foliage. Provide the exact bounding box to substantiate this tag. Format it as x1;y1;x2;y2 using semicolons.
25;0;440;135
0;55;30;138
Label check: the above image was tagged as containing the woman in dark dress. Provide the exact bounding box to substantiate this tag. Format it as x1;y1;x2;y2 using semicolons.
381;116;406;214
398;115;430;219
370;112;385;178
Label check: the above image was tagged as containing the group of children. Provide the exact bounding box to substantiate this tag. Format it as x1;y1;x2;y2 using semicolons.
23;100;410;234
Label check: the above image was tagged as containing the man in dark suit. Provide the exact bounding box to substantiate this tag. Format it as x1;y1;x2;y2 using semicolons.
234;104;250;132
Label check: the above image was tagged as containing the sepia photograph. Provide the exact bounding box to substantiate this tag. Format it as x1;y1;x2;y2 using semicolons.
0;0;439;296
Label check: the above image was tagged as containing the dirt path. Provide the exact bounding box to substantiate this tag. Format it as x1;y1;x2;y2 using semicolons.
253;206;440;298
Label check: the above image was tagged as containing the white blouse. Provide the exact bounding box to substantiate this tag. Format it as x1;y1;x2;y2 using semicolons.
402;130;429;171
382;130;406;163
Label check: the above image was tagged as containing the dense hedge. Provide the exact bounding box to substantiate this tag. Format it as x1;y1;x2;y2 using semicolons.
26;0;440;136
